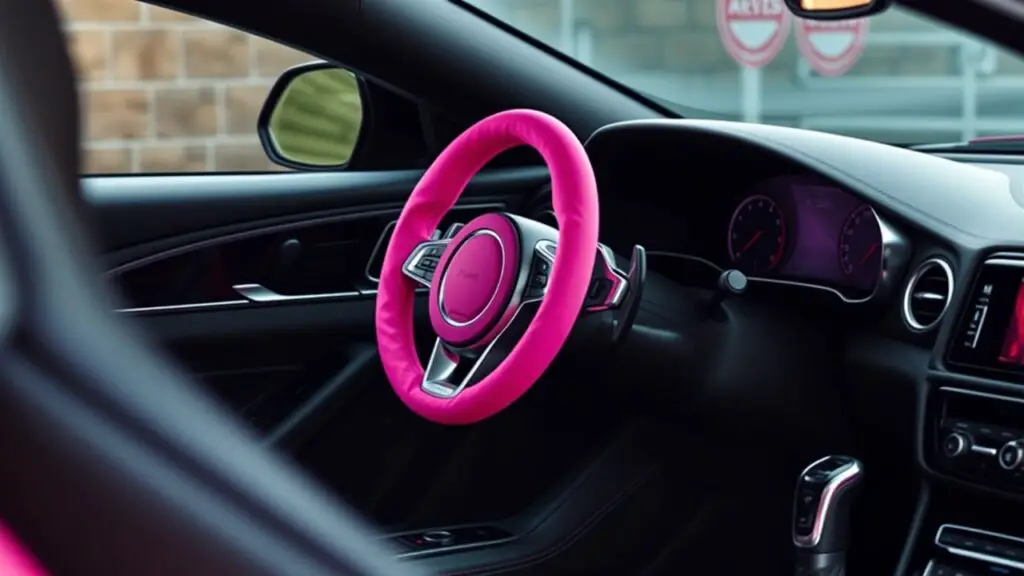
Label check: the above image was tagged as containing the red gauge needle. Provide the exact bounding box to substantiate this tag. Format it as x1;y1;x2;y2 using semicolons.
859;243;879;265
739;231;763;255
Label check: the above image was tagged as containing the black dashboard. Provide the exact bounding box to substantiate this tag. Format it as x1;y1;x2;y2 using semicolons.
583;118;1024;576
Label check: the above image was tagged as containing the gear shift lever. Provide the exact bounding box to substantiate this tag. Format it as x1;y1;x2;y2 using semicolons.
792;456;864;576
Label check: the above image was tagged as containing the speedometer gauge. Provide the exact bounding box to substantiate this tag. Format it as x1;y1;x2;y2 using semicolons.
838;204;882;286
727;195;786;275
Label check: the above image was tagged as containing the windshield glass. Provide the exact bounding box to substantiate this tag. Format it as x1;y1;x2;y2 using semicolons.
463;0;1024;145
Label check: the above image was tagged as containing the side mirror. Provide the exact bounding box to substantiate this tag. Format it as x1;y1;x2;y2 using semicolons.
784;0;891;19
258;62;368;170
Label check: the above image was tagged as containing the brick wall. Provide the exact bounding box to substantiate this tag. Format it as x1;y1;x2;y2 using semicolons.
60;0;312;174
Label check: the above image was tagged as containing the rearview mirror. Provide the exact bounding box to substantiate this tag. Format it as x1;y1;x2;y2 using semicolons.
258;62;367;170
784;0;891;19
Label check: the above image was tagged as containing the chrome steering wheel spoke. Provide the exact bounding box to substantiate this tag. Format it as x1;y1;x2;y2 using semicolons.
400;224;466;288
401;238;450;288
420;301;538;398
525;240;629;311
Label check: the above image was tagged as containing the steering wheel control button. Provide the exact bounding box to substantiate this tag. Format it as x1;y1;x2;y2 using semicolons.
439;231;504;325
998;440;1024;470
403;240;450;286
525;256;551;300
943;432;970;458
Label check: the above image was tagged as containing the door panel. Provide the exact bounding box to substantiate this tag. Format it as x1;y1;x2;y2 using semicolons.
89;165;616;533
94;166;547;440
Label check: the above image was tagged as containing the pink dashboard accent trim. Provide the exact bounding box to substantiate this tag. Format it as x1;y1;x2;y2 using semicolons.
429;214;520;347
375;109;598;425
0;523;48;576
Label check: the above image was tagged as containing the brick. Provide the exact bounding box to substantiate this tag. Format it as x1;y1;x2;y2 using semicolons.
61;0;140;21
224;85;273;134
140;144;208;172
149;5;198;22
634;0;688;28
68;30;108;82
183;29;250;78
154;87;218;137
84;89;149;140
83;148;132;174
112;30;180;80
252;39;313;78
213;144;276;171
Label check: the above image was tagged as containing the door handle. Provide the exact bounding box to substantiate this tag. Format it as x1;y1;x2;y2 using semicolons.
232;283;363;304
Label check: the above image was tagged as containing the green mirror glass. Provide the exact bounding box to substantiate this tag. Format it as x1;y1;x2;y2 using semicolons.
267;68;364;167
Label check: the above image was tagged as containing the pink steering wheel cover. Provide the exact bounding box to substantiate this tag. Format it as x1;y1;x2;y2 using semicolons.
375;109;598;425
0;523;47;576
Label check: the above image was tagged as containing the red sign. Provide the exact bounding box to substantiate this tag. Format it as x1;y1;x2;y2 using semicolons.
717;0;792;69
795;18;870;77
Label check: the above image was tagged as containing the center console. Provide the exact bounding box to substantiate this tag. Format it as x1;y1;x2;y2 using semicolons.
909;254;1024;575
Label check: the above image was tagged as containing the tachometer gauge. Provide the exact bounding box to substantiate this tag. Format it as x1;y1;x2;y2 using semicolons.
838;204;882;284
727;195;786;275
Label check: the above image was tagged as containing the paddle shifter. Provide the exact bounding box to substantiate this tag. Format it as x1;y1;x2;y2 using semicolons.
792;456;864;576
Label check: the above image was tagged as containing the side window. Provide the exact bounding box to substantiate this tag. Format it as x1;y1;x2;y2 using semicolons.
60;0;318;174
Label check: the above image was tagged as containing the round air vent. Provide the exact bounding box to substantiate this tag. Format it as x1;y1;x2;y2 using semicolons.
902;258;954;332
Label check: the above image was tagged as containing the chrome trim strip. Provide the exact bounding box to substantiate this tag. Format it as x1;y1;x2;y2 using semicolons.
116;287;425;315
935;524;1024;571
902;258;955;332
970;445;998;456
939;386;1024;405
117;300;250;314
793;457;863;549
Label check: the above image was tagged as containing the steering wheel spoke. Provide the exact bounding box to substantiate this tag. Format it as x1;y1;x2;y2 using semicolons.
421;302;538;399
526;240;629;311
401;238;451;288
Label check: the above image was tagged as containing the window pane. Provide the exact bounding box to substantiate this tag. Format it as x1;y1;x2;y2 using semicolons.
60;0;313;174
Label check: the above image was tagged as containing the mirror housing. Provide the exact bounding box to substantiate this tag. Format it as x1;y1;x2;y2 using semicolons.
258;61;369;171
784;0;891;20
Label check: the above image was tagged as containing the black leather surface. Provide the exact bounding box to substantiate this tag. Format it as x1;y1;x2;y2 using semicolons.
404;422;667;575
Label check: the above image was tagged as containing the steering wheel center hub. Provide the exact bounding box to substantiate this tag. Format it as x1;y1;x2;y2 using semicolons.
429;213;521;347
439;231;504;325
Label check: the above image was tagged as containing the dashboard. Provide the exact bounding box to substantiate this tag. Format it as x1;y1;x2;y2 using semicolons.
579;118;1024;576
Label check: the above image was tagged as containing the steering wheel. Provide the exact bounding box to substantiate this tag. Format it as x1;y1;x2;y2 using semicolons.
375;109;619;425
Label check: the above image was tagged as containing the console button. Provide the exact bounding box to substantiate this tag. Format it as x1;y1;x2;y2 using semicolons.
422;530;454;545
943;432;970;458
794;488;822;536
998;440;1024;470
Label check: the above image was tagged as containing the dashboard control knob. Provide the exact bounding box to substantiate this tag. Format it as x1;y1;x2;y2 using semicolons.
942;432;970;458
422;530;454;545
998;440;1024;470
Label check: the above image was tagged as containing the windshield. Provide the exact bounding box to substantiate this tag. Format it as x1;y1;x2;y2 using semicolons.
462;0;1024;145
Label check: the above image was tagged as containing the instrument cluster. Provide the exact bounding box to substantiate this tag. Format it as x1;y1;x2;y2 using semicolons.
725;175;884;300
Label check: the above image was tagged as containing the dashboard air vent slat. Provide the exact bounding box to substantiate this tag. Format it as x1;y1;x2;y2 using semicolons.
903;258;954;332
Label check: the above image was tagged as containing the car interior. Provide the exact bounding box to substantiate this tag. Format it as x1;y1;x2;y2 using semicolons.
5;0;1024;574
